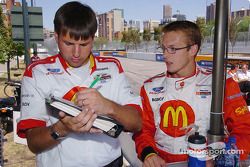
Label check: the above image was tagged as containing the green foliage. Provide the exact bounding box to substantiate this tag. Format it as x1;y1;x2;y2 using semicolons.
0;7;24;64
153;27;162;44
121;28;140;50
121;31;129;43
196;17;208;42
0;7;7;37
229;18;240;48
205;21;215;33
94;37;108;50
237;16;250;32
143;29;151;41
143;29;151;52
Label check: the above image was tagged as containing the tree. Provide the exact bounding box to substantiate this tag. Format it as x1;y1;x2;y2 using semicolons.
0;7;7;36
0;7;24;63
196;17;209;44
0;7;24;80
153;27;162;45
237;16;250;32
130;29;140;51
121;31;130;50
142;29;151;52
121;28;140;51
0;7;8;63
94;37;108;50
205;21;215;43
229;18;240;54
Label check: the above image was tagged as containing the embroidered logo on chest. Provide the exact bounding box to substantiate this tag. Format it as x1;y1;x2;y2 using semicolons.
159;100;195;137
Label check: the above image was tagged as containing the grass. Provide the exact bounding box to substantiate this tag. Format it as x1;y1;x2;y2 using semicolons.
0;61;36;167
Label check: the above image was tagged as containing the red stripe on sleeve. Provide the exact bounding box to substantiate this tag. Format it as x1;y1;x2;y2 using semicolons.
17;119;46;138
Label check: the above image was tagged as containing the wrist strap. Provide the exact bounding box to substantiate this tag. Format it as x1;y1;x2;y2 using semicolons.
50;124;65;140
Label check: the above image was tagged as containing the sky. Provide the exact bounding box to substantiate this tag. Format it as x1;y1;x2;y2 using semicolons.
18;0;250;30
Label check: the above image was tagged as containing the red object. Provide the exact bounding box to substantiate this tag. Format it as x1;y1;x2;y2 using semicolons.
31;55;40;63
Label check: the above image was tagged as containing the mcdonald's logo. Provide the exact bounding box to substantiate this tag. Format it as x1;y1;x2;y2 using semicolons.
160;100;195;137
163;106;188;128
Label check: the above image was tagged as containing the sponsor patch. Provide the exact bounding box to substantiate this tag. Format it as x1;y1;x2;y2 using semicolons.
22;102;30;106
46;68;64;75
97;73;111;83
149;87;165;94
235;106;248;116
175;81;185;90
196;90;211;98
96;67;109;71
22;94;34;98
152;97;164;101
227;93;242;100
196;84;211;87
195;84;211;98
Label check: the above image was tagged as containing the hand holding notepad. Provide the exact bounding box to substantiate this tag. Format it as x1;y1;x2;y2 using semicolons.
46;95;123;138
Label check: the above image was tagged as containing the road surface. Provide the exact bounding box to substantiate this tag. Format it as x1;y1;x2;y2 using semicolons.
117;57;166;94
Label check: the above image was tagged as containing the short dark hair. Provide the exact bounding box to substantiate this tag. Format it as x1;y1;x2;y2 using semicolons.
162;21;201;52
54;1;97;40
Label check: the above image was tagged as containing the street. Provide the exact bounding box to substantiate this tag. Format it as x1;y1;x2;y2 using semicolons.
117;57;166;94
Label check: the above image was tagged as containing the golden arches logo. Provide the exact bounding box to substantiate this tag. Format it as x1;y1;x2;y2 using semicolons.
163;106;188;128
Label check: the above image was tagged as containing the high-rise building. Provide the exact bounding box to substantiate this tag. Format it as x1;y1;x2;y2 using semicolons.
163;5;172;22
97;13;109;40
128;20;140;31
97;8;124;41
207;2;250;22
107;11;113;40
206;2;216;22
111;8;124;40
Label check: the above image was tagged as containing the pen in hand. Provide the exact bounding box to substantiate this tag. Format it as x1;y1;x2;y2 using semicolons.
89;75;101;88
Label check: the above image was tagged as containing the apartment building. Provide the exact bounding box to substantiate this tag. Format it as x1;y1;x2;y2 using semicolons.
97;8;124;41
143;19;160;32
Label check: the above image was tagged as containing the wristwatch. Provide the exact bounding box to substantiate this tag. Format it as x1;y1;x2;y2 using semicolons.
50;125;64;140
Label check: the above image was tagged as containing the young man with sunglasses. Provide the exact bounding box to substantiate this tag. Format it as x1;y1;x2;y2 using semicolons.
133;20;250;166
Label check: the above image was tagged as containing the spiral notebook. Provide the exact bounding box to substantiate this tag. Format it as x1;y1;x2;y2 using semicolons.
45;95;123;138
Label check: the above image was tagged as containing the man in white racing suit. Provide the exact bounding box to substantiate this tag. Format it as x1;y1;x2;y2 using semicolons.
17;2;141;167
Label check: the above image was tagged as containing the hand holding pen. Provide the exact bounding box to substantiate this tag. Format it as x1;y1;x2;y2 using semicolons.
76;76;113;116
76;75;111;114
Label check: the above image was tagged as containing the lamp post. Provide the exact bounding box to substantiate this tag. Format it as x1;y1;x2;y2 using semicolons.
22;0;31;66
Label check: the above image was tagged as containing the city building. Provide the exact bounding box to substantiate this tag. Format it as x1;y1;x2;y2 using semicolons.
97;8;124;41
161;5;185;25
112;8;124;34
206;2;216;22
98;12;109;39
163;4;172;23
128;20;140;31
231;7;250;19
172;13;186;21
143;19;160;33
0;0;21;27
207;2;250;22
